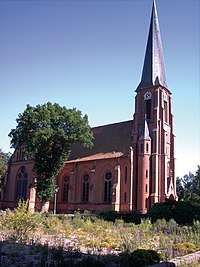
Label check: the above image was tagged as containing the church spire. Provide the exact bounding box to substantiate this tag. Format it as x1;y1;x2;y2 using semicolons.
137;0;167;90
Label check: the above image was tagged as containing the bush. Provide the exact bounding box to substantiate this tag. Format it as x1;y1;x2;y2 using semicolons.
121;210;142;224
147;199;196;224
120;249;160;267
99;210;118;222
147;203;172;223
172;202;195;224
0;200;41;242
77;256;105;267
42;214;65;235
193;220;200;235
191;204;200;221
153;218;178;234
99;210;142;224
175;242;196;254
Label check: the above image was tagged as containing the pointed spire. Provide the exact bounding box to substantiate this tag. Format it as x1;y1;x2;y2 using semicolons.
139;115;151;140
137;0;167;90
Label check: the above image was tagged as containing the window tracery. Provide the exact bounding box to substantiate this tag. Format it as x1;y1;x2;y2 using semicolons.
104;171;112;202
15;166;28;201
82;173;89;202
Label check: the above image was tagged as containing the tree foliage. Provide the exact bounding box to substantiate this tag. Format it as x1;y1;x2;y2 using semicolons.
0;149;11;192
147;202;172;223
147;199;195;224
176;166;200;205
9;102;93;201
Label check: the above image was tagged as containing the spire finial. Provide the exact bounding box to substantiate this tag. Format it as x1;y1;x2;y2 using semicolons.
137;0;167;90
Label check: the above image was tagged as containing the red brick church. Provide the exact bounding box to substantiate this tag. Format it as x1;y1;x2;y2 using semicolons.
1;1;177;213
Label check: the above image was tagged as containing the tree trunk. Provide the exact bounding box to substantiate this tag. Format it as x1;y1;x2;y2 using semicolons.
40;201;50;212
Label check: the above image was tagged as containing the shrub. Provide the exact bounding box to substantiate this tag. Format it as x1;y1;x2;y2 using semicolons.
147;199;196;224
147;203;172;223
0;200;41;242
99;210;142;224
153;218;178;235
51;246;65;265
193;220;200;235
120;249;160;267
77;256;105;267
172;202;195;224
99;210;118;222
175;242;196;254
120;210;142;224
191;204;200;221
42;214;65;235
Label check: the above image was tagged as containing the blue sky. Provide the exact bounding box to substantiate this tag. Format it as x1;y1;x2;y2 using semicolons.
0;0;199;178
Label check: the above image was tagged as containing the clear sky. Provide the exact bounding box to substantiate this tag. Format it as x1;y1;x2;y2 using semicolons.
0;0;199;178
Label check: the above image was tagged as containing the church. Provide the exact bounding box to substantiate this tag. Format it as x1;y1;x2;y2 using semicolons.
1;1;177;213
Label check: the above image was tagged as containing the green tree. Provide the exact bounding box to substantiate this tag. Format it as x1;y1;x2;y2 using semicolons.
176;166;200;205
9;102;93;202
0;149;11;192
176;176;184;199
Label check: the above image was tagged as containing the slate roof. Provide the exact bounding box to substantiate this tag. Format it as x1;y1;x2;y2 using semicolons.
137;0;167;90
68;120;133;162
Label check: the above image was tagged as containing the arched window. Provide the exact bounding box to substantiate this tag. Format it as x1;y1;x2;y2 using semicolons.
164;101;168;123
146;99;151;120
62;175;70;203
145;184;148;193
141;143;144;153
146;143;149;153
82;173;89;202
104;171;112;202
15;166;28;201
125;166;128;184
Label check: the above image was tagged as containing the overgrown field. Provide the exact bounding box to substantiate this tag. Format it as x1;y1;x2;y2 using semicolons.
0;201;200;266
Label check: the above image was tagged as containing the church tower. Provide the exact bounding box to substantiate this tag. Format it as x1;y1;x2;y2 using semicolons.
132;0;176;212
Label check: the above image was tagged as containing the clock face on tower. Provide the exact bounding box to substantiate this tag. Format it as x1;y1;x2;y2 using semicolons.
144;91;152;100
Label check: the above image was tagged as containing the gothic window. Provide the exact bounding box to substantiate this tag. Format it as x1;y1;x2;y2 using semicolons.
125;166;128;184
146;143;149;153
82;173;89;202
62;175;70;203
146;99;151;120
141;143;144;153
164;101;168;123
15;166;28;201
104;171;112;202
145;198;148;209
145;184;148;193
167;162;170;177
